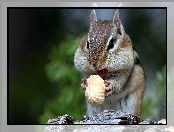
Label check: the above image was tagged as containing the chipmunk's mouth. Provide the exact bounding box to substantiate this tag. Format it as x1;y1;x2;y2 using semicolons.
96;69;110;77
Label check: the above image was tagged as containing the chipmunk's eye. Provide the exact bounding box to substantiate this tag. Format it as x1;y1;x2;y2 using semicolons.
87;41;90;49
107;38;116;51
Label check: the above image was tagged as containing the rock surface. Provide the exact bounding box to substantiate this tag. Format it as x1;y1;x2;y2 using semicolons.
44;110;171;132
44;124;169;132
46;110;162;125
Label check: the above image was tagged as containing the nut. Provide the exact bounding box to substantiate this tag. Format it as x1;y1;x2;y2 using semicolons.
85;75;105;106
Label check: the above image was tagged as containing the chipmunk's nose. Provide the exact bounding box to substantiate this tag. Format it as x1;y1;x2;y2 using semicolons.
92;62;97;68
89;54;98;70
89;61;97;70
91;61;103;71
89;61;99;71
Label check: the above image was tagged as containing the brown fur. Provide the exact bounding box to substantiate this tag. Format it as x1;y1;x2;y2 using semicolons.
74;10;146;116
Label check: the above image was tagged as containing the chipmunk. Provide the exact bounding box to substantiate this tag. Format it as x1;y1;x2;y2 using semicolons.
74;9;146;116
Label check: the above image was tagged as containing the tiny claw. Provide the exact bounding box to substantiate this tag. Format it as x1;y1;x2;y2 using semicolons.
104;80;112;97
83;79;87;85
104;80;110;87
105;91;113;97
81;78;87;91
105;87;112;93
105;87;112;96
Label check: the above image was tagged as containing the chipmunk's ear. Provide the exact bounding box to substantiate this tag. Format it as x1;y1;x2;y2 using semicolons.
90;10;97;27
113;9;125;35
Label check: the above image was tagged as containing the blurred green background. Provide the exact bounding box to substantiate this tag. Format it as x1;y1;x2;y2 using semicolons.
9;8;166;124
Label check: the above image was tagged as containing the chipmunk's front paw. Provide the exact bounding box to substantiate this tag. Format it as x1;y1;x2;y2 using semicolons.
104;80;112;97
81;78;87;91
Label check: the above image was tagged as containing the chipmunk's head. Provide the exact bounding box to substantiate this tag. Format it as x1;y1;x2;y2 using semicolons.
86;10;133;76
